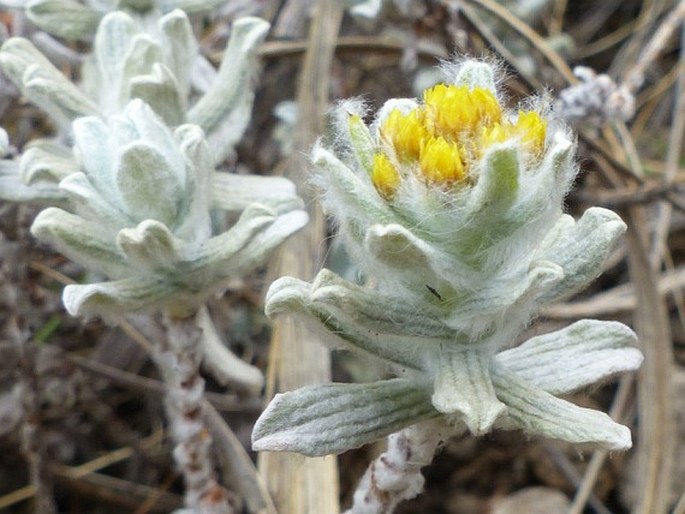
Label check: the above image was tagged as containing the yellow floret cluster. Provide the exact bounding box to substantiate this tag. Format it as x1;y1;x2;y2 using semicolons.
369;84;547;198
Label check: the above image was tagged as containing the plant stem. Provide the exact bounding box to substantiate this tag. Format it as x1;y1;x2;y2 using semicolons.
156;312;232;514
344;419;461;514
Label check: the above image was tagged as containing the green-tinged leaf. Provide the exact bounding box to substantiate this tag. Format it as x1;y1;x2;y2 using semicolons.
119;0;154;10
496;319;642;395
63;276;178;318
160;0;230;12
537;207;626;302
310;269;456;341
116;220;179;273
59;172;130;227
252;379;438;456
211;172;303;215
454;60;497;93
468;144;520;215
432;348;505;434
31;207;128;278
188;17;269;163
504;134;573;234
347;112;375;174
116;142;182;226
159;9;195;99
312;146;395;235
266;273;433;371
27;0;102;41
129;63;185;126
491;363;632;450
21;144;79;184
365;223;453;295
442;260;563;331
121;100;183;175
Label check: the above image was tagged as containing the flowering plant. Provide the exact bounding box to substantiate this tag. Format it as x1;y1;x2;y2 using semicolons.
253;61;642;461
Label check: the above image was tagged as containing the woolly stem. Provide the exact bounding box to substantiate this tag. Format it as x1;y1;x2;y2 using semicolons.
156;312;232;514
344;419;462;514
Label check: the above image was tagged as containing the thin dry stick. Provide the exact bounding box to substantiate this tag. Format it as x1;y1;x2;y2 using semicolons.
549;0;568;35
625;207;675;514
568;375;635;514
456;2;544;90
460;0;577;84
257;1;343;513
543;264;685;319
623;0;685;94
650;23;685;269
0;430;164;510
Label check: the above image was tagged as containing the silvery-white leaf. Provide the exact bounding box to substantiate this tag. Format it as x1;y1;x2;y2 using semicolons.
21;143;79;184
432;348;505;434
265;272;431;371
59;172;129;227
27;0;102;41
172;124;212;243
196;305;263;393
119;100;184;177
346;0;382;18
63;275;178;318
31;207;129;278
115;142;182;226
181;208;309;285
23;65;97;129
72;116;118;195
188;17;269;164
252;379;438;456
117;34;163;111
0;127;9;157
159;9;195;100
211;172;304;215
128;63;185;126
496;319;642;395
0;160;63;202
116;219;179;273
537;207;626;302
94;11;137;88
491;363;632;450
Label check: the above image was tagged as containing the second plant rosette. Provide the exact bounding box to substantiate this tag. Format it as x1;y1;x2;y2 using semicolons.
252;60;642;456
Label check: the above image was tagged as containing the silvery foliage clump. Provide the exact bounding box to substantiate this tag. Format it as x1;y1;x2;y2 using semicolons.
0;3;272;199
252;60;643;458
0;5;308;321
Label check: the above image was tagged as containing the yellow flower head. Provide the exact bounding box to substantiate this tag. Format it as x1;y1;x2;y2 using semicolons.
363;83;547;198
371;153;401;198
419;137;464;184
